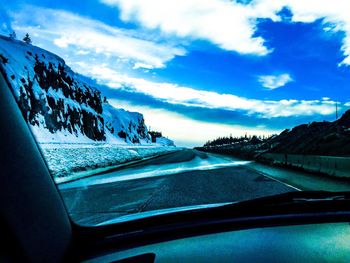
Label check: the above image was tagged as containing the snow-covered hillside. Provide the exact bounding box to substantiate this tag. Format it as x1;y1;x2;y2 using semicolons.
156;136;175;146
103;103;149;144
0;35;151;144
41;143;178;183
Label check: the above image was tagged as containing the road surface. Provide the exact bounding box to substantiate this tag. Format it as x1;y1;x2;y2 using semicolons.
59;149;350;225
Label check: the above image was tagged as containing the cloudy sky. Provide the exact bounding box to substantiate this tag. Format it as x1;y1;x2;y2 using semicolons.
1;0;350;146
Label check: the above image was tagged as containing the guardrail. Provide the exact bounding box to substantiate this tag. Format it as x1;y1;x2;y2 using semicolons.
261;153;350;178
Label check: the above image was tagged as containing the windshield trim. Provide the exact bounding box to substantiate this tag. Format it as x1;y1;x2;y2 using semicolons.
96;202;233;226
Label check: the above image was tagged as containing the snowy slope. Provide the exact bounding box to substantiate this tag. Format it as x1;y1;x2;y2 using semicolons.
40;143;178;183
0;35;151;144
156;136;175;146
103;103;149;144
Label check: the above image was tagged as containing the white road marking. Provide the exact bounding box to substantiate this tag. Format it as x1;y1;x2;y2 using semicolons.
247;167;302;191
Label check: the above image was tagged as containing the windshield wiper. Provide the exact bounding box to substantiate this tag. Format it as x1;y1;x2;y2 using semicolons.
215;190;350;217
95;191;350;230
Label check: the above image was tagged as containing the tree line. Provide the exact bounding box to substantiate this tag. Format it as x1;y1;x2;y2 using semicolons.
8;30;32;44
204;134;273;147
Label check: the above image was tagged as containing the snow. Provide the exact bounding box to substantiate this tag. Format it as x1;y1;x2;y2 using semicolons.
40;143;178;183
31;125;96;143
156;136;175;146
0;36;66;98
102;103;151;144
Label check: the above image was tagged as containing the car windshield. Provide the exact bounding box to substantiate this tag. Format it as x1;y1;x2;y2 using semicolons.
1;0;350;226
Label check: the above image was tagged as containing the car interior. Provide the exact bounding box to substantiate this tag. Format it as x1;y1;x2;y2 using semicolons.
2;68;350;262
2;1;350;262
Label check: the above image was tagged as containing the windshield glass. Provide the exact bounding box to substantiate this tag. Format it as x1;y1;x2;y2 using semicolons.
1;0;350;226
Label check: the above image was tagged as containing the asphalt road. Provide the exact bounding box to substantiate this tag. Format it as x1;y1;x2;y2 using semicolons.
59;149;350;225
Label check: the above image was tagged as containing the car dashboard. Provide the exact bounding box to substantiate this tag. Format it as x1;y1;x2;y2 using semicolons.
85;222;350;262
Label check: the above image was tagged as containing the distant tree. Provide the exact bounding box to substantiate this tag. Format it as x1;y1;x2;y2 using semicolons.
22;33;32;44
9;30;17;39
148;130;162;143
204;133;272;147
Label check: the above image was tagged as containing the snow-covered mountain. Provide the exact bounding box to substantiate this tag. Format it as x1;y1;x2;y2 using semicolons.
0;35;152;144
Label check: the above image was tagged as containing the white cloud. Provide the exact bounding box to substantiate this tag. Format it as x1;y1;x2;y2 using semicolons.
258;73;293;89
101;0;350;65
78;64;337;118
11;2;350;67
8;5;338;119
251;0;350;66
132;62;154;70
109;99;279;147
100;0;272;55
10;6;186;69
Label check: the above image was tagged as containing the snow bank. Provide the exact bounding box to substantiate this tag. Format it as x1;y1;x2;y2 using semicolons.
40;143;178;183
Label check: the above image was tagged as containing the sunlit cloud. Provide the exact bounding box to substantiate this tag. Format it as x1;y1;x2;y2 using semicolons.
251;0;350;66
101;0;350;65
10;6;186;69
79;64;337;118
100;0;272;55
258;73;293;90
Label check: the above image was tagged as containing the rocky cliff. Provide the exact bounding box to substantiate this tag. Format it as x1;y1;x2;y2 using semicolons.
0;35;151;144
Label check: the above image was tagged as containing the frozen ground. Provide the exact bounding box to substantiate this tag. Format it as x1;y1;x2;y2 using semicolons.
39;143;179;183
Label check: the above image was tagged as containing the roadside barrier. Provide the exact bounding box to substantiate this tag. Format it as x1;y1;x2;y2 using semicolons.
261;153;350;178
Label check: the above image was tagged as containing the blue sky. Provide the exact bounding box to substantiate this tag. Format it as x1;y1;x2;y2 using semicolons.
1;0;350;146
